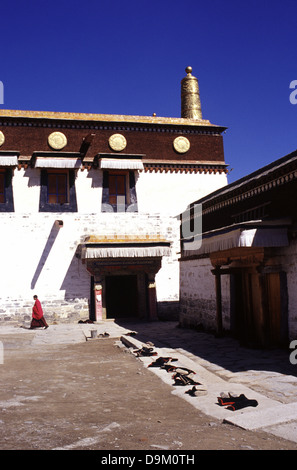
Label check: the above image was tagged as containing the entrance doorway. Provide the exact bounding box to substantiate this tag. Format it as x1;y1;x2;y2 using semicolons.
230;270;288;347
105;275;138;319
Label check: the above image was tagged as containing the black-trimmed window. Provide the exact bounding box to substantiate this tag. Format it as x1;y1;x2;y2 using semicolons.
39;169;77;212
0;168;14;212
102;170;137;212
0;171;5;203
48;172;68;204
109;173;127;208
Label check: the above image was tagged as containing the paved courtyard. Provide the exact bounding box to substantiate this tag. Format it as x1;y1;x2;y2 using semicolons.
0;320;297;454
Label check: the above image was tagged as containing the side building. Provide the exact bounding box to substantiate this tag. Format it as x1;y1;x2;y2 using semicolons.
179;149;297;348
0;68;228;324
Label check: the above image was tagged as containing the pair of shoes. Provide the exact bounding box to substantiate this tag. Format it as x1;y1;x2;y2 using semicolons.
148;357;178;368
185;385;208;397
134;346;157;357
217;393;258;411
173;372;201;386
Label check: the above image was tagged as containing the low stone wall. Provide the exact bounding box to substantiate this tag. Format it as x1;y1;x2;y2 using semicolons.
0;298;89;325
157;301;179;321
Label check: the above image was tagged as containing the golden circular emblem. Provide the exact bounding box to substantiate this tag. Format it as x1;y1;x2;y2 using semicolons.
109;134;127;152
48;132;67;150
0;131;5;147
173;136;190;154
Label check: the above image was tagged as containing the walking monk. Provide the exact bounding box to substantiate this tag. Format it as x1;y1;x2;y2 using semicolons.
30;295;49;329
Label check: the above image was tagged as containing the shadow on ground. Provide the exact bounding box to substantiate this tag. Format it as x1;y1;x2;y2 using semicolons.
116;320;297;378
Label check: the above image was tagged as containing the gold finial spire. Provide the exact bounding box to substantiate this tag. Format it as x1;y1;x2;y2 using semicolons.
181;66;202;120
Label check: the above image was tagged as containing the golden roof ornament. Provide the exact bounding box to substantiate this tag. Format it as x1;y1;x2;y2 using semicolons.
0;131;5;146
173;136;190;154
48;131;67;150
109;133;127;151
181;66;202;120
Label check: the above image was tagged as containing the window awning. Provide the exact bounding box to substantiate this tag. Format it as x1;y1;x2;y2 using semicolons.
99;158;144;170
35;157;82;169
182;224;289;256
0;154;18;166
81;241;171;259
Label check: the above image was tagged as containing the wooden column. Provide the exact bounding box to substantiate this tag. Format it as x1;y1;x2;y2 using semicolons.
213;266;223;336
137;273;148;320
94;281;104;321
147;275;158;321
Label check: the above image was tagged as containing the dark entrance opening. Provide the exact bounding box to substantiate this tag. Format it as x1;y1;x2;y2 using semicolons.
105;275;138;319
230;270;288;348
90;275;96;321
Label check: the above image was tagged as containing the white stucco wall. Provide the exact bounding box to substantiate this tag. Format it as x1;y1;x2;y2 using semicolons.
0;166;227;323
137;170;227;216
179;241;297;342
179;257;230;332
0;211;180;322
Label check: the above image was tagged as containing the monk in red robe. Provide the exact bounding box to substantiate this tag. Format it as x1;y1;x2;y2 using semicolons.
30;295;49;329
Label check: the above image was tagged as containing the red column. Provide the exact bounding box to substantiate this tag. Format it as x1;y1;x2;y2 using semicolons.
148;279;158;321
94;284;103;321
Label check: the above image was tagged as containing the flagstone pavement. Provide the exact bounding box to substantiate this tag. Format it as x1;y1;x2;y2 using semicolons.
1;319;297;447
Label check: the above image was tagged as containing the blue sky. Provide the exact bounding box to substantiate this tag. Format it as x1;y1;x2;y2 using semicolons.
1;0;296;182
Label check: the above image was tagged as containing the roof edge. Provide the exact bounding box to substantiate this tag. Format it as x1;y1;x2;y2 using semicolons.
187;148;297;210
0;108;226;130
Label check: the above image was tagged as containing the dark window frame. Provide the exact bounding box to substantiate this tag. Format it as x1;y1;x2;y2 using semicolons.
47;171;69;204
102;170;138;212
39;169;77;212
0;170;5;203
0;168;14;212
108;172;128;209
